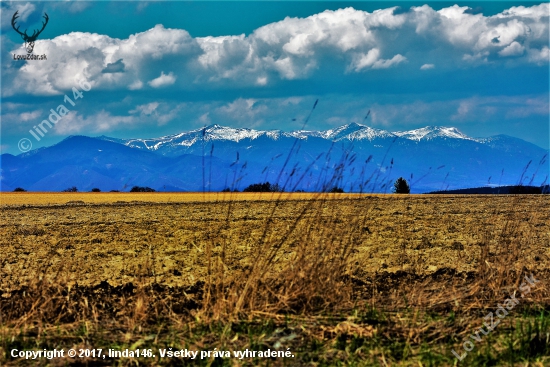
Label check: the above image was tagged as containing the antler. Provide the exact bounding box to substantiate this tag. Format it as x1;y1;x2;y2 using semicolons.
11;11;49;42
28;13;49;41
11;11;27;39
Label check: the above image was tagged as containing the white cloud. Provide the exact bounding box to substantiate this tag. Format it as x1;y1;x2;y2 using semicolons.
20;110;42;121
130;102;159;115
499;41;525;57
414;3;548;60
4;24;197;96
351;49;406;71
3;4;549;96
420;64;435;70
435;5;488;46
498;4;550;20
148;71;176;88
128;80;143;90
528;46;550;65
372;54;407;69
487;20;528;48
351;48;381;71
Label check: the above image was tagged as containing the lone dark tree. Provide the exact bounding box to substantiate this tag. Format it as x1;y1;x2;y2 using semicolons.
393;177;410;194
243;182;283;193
329;186;344;193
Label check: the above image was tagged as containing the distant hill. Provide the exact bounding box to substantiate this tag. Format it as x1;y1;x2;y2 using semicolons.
428;185;550;195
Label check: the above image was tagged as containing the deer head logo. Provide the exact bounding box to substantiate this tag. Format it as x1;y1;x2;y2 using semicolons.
11;11;49;54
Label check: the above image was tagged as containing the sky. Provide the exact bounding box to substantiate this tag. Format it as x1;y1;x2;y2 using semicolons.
1;1;549;156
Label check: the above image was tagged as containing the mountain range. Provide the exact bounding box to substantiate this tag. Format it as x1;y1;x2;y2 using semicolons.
1;123;548;193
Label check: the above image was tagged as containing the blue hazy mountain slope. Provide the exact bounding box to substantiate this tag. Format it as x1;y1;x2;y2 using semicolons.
1;136;230;192
1;125;548;193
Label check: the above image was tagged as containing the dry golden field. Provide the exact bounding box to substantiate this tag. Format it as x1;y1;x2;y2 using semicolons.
1;193;549;291
0;193;549;366
0;191;364;206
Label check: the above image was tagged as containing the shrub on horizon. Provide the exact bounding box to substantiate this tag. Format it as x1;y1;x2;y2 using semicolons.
243;182;283;193
509;185;542;194
130;186;156;192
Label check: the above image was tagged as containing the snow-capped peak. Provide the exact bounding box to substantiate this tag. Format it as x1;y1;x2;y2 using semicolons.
392;126;473;141
317;122;396;141
202;125;265;141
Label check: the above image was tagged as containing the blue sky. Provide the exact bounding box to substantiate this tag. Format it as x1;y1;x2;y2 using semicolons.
1;1;548;155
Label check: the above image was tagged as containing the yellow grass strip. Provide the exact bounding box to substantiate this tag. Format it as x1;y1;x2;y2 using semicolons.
0;192;398;206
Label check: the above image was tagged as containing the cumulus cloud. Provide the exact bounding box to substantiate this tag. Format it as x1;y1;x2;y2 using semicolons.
3;24;199;96
420;63;435;70
499;41;525;57
2;4;549;96
148;71;176;88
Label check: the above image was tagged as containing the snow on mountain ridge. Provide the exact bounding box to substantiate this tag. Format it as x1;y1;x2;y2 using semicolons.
123;125;278;150
119;124;475;153
393;126;473;141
